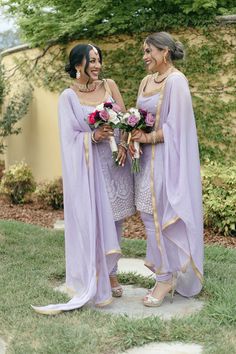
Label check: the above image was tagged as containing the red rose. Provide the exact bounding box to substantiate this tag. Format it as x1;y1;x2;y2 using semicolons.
88;112;96;125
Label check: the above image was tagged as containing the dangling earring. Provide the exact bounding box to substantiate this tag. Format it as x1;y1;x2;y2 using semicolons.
163;55;167;64
76;71;81;79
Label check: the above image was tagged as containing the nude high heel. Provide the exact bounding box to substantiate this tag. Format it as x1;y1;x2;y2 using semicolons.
143;274;177;307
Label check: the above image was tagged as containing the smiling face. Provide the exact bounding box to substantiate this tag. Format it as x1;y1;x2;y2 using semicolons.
143;42;168;73
76;48;102;82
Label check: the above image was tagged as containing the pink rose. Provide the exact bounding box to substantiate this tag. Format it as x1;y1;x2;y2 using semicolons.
99;109;109;121
145;112;155;127
128;114;139;127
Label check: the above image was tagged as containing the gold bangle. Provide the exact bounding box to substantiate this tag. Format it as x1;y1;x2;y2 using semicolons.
118;141;128;150
151;130;164;144
91;131;98;144
151;131;157;144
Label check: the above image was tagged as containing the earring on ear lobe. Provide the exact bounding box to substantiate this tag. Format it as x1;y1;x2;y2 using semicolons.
163;55;167;64
76;71;81;79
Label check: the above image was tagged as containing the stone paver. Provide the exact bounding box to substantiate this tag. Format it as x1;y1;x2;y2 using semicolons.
118;258;155;278
0;338;6;354
55;284;204;320
95;285;204;319
122;342;203;354
53;220;65;230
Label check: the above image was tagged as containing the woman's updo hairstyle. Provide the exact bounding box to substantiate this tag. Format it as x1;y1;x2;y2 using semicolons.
65;44;102;79
145;32;185;61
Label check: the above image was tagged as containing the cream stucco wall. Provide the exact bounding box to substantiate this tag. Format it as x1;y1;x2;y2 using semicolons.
5;87;61;181
1;45;62;181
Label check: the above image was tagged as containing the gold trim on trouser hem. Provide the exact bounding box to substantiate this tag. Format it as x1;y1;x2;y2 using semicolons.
162;216;180;230
105;249;122;256
96;297;113;307
144;261;154;268
84;132;89;166
144;261;156;273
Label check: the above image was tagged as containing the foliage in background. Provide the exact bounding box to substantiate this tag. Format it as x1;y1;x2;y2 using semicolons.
0;64;5;110
1;18;235;237
202;162;236;236
0;85;33;154
36;177;64;210
103;28;236;164
0;161;36;203
0;0;236;47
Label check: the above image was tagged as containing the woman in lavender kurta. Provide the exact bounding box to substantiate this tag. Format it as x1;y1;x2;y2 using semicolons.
32;44;134;314
130;32;203;307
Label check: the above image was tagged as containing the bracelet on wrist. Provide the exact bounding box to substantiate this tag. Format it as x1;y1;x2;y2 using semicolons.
151;130;164;144
91;131;98;144
118;141;128;150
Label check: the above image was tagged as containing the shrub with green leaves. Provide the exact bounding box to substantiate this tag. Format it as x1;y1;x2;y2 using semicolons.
36;177;63;210
0;162;36;204
202;162;236;236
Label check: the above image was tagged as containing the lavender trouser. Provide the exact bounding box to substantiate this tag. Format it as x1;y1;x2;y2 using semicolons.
140;212;172;282
109;219;123;276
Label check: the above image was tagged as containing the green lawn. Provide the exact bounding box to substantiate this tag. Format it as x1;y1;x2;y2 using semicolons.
0;220;235;354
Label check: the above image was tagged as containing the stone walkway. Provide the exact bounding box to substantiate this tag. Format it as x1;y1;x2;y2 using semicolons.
54;258;204;320
53;221;204;352
95;284;203;320
122;342;203;354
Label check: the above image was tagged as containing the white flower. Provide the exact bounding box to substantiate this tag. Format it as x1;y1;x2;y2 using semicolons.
96;103;105;111
108;109;120;125
120;112;129;124
129;108;141;120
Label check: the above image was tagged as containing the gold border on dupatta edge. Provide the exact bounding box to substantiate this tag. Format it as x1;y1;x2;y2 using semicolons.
149;79;167;274
191;256;204;284
83;132;90;166
105;249;122;256
95;297;113;307
31;306;63;315
162;230;203;283
162;216;180;231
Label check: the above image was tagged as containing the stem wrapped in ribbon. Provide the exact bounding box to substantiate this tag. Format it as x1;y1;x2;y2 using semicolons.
119;108;155;173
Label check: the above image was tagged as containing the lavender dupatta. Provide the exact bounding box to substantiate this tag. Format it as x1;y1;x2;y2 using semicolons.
32;89;121;314
149;73;203;296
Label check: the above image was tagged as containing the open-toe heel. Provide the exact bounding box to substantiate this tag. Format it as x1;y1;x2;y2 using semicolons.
143;274;177;307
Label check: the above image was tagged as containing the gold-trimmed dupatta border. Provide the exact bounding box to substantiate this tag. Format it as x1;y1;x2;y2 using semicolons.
106;249;122;256
83;132;90;166
161;231;204;283
150;78;168;274
95;297;113;307
162;216;180;231
191;256;204;284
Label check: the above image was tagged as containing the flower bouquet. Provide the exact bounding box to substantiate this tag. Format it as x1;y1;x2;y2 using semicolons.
119;108;155;173
87;101;122;163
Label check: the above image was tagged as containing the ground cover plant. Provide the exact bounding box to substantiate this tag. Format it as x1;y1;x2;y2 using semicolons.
0;220;235;353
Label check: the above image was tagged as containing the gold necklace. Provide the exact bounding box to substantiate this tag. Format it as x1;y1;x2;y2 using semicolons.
74;81;97;93
154;67;174;84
